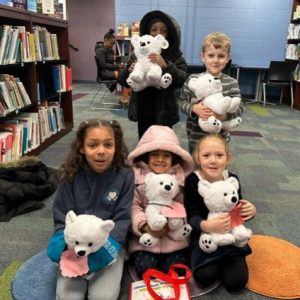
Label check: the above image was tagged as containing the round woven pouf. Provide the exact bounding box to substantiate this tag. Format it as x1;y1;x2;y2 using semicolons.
12;250;57;300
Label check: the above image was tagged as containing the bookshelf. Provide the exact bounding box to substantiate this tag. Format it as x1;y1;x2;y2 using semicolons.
0;4;73;161
115;21;140;60
288;0;300;109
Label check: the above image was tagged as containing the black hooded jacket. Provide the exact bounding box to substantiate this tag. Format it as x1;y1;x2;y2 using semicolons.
95;41;122;80
117;10;188;126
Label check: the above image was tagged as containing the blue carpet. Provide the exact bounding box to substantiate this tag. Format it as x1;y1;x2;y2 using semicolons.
12;250;57;300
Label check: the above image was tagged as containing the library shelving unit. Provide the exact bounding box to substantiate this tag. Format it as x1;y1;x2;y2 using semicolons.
0;4;73;157
116;36;132;61
288;0;300;109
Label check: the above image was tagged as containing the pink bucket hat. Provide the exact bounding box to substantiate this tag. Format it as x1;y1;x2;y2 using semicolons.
127;125;194;176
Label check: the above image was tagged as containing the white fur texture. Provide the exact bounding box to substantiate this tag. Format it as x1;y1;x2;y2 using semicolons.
188;73;242;133
64;211;114;257
127;34;172;91
197;177;252;253
139;173;192;247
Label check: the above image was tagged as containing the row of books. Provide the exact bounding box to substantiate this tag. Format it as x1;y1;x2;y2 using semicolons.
0;112;39;162
294;63;300;82
52;64;72;93
0;73;32;117
292;5;300;20
38;102;65;143
0;104;65;162
0;24;60;65
286;43;300;60
0;0;67;20
117;21;140;37
287;24;300;40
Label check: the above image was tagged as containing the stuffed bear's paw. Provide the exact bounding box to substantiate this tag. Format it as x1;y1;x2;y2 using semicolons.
147;70;161;82
230;117;242;128
139;233;159;247
126;77;133;87
199;234;218;253
160;73;172;89
199;116;222;133
227;97;241;113
222;117;242;131
232;226;252;247
168;218;184;231
130;71;144;83
169;224;192;241
149;215;168;231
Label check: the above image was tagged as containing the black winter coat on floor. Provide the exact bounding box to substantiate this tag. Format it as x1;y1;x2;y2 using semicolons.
0;156;58;221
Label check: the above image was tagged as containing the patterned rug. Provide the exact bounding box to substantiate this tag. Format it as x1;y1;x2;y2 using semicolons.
72;93;89;101
0;261;23;300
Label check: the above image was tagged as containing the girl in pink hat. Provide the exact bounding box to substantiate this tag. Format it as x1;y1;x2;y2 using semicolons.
127;125;194;277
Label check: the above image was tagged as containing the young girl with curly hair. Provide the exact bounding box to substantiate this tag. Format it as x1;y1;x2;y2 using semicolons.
47;119;134;300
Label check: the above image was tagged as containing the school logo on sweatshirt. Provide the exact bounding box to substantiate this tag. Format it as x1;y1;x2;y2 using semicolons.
105;190;119;202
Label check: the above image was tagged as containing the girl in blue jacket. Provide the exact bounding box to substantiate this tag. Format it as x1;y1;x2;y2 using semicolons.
47;119;134;300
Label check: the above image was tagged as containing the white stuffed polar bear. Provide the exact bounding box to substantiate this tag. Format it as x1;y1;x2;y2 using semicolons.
60;210;115;278
64;210;115;257
188;73;242;133
139;173;192;247
127;34;172;92
198;177;252;253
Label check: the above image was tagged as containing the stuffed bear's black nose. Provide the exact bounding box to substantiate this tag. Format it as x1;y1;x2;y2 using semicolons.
164;184;171;191
231;196;237;203
77;250;86;256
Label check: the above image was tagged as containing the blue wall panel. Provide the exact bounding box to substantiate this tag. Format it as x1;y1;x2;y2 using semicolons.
115;0;293;68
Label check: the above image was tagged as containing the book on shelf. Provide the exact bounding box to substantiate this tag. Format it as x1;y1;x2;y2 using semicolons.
15;78;32;106
0;25;11;65
0;120;23;161
8;75;25;108
0;74;18;110
0;81;14;114
117;22;130;37
0;131;13;162
131;21;140;36
18;112;40;150
0;74;28;111
4;27;19;64
41;0;54;14
0;94;8;116
52;64;71;92
27;0;37;12
57;0;67;20
12;0;27;10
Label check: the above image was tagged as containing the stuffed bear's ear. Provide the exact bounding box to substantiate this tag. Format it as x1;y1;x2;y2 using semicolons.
188;78;199;93
198;180;211;197
145;172;154;182
65;210;77;225
155;34;169;49
131;34;140;47
101;220;115;233
226;177;239;190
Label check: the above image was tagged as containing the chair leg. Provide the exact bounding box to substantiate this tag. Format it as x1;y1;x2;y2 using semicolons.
89;83;124;111
279;88;283;105
263;83;266;107
290;85;294;109
89;85;103;108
